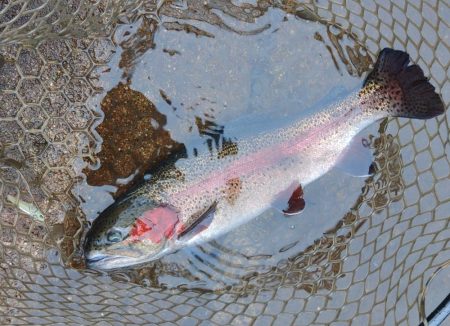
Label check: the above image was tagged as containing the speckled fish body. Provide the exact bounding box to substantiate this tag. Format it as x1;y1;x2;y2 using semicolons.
85;49;444;270
146;95;372;244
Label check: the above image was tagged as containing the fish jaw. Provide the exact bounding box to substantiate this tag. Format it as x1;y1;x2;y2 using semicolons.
85;251;158;271
85;240;176;270
85;251;151;271
85;250;125;270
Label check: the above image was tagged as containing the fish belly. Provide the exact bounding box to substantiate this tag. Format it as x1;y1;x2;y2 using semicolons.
177;151;335;247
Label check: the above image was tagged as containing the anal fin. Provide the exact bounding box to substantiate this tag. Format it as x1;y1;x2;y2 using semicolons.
336;134;374;177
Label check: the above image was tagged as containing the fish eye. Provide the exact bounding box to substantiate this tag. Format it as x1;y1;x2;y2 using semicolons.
106;230;122;243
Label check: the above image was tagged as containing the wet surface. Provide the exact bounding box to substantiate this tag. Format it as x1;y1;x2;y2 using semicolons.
0;0;449;325
75;6;378;290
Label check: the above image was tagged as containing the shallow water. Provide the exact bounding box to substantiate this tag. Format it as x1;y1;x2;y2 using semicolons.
0;0;449;325
76;6;379;290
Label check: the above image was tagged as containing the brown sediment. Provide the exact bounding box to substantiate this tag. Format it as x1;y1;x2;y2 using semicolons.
83;83;185;198
119;17;158;79
162;22;215;38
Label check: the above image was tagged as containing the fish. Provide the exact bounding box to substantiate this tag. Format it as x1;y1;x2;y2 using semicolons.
6;195;45;222
84;48;445;270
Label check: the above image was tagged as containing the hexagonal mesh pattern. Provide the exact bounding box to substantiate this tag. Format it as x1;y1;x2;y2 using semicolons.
0;0;449;325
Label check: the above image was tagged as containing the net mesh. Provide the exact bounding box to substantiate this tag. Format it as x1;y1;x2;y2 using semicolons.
0;0;449;325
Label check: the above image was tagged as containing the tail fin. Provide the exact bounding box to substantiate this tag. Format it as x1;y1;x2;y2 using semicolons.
363;48;445;119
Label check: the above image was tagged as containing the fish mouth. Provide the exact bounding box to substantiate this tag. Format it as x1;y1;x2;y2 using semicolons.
85;250;138;271
85;253;105;263
85;246;172;271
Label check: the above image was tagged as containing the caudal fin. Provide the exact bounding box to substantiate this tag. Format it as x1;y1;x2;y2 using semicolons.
363;48;445;119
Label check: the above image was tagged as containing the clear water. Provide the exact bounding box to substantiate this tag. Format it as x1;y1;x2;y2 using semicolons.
75;7;380;290
0;1;449;325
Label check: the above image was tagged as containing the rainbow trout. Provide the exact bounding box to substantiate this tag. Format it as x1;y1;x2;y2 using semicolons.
85;49;444;270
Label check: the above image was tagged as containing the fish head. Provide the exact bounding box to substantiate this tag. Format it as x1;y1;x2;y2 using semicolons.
84;196;176;270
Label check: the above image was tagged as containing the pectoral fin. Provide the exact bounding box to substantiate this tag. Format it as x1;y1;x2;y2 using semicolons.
272;182;305;217
177;202;217;240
